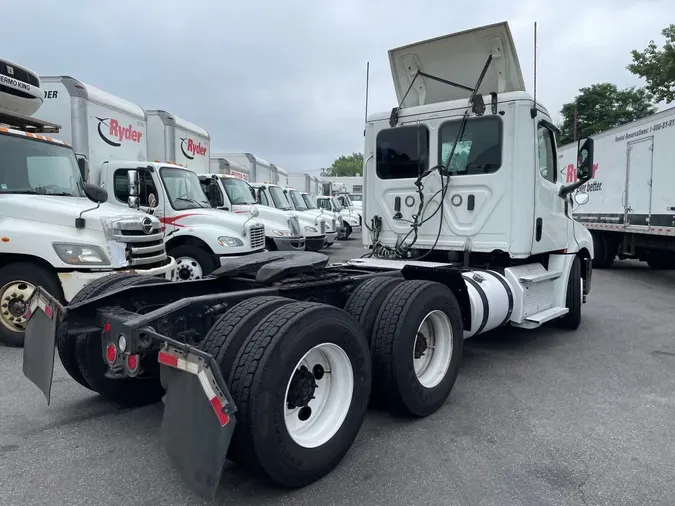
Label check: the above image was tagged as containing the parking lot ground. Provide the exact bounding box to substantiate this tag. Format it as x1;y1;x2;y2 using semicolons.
1;232;674;506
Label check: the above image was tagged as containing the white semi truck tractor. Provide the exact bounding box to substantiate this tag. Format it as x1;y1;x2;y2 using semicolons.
0;59;175;347
21;21;594;500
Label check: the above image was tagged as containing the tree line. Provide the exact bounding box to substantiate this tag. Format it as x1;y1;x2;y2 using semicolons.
324;24;675;176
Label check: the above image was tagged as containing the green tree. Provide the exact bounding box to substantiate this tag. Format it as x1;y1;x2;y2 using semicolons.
323;153;364;177
558;83;656;146
628;24;675;104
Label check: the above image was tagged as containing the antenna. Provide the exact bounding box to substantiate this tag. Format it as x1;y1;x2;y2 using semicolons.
530;21;538;119
363;61;370;136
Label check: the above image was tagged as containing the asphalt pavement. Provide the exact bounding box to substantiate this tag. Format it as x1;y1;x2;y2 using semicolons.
1;232;674;506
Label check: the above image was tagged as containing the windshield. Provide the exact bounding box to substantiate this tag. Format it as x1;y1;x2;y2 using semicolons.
0;134;85;197
268;185;292;210
288;190;307;211
302;194;317;209
220;177;256;205
350;194;362;202
160;167;211;210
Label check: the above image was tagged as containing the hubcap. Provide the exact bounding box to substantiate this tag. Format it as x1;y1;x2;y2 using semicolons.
413;310;454;389
175;257;203;281
0;280;36;332
284;343;353;449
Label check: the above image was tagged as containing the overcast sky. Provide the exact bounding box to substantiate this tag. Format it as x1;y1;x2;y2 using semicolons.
5;0;674;173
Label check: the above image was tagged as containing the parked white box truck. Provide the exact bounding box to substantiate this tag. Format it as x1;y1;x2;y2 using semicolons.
561;106;675;269
146;110;210;171
210;156;249;180
37;79;266;278
0;62;175;347
271;164;289;187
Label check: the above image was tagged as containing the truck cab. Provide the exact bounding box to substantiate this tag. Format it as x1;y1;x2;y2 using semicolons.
91;161;265;280
198;173;305;251
250;182;327;251
0;104;175;346
283;186;339;247
317;195;362;238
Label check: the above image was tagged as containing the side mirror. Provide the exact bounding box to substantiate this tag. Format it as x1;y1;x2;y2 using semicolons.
83;182;108;204
559;137;594;199
76;154;89;181
250;206;259;218
148;193;157;208
576;137;594;180
574;192;590;206
128;169;139;196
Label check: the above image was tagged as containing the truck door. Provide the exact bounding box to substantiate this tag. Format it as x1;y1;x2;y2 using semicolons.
531;122;569;254
625;138;654;227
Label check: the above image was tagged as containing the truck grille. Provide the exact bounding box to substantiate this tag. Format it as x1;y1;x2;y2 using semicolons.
249;223;265;250
288;216;301;237
320;220;326;234
0;62;39;87
111;219;168;267
332;218;337;232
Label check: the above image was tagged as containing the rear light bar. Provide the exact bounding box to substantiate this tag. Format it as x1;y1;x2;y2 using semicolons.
158;347;230;427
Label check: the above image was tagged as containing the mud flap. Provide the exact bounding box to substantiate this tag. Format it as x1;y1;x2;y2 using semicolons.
22;289;64;404
160;366;236;499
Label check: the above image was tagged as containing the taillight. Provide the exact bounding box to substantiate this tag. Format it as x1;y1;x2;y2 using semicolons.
106;343;117;364
126;354;140;376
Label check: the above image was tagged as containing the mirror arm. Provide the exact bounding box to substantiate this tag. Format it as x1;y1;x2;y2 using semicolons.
559;175;591;199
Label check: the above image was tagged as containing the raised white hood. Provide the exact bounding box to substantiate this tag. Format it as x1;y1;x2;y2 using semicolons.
388;21;525;108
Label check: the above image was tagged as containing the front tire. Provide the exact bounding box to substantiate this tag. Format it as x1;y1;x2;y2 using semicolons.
371;280;463;417
227;302;371;488
169;245;217;280
0;263;63;347
556;256;582;330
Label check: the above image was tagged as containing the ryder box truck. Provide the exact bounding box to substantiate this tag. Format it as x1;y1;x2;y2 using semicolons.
146;110;210;171
561;106;675;269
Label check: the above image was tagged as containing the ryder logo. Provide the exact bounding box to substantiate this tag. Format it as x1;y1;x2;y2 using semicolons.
96;117;143;147
565;163;602;192
180;137;208;160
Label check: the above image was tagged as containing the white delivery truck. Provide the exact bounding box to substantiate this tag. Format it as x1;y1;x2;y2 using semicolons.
250;182;327;251
146;110;210;171
221;152;274;183
299;190;346;238
288;173;311;193
0;60;175;347
199;169;306;251
317;194;362;238
560;107;675;269
23;22;596;498
37;77;265;279
282;186;339;247
210;155;250;180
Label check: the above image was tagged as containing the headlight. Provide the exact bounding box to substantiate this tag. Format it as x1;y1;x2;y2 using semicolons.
304;226;318;233
52;243;110;265
272;229;292;237
349;218;359;225
218;236;244;247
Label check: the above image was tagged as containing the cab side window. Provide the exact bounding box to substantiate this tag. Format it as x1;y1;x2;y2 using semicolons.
113;169;157;206
537;125;557;183
318;199;331;211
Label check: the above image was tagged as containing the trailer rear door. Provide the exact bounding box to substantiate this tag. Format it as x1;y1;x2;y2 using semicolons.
625;137;654;227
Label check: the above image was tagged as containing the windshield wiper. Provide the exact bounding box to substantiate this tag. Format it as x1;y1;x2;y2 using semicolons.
0;189;40;195
176;197;207;208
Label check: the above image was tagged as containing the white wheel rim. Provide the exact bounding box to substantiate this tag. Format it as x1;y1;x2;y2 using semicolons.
175;256;203;281
284;343;354;449
0;280;36;332
413;310;453;389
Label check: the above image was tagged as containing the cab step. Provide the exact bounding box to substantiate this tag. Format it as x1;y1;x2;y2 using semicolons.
525;306;568;324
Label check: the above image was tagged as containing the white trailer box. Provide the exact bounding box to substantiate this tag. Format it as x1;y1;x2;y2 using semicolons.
37;76;147;179
288;173;311;193
561;106;675;269
220;152;273;183
310;176;321;196
146;110;210;171
272;164;289;187
210;155;250;180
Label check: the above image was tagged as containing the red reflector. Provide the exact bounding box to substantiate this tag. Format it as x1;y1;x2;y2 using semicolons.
209;397;230;427
25;306;32;320
104;321;111;333
44;304;53;319
158;351;179;368
106;344;117;364
127;354;138;371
